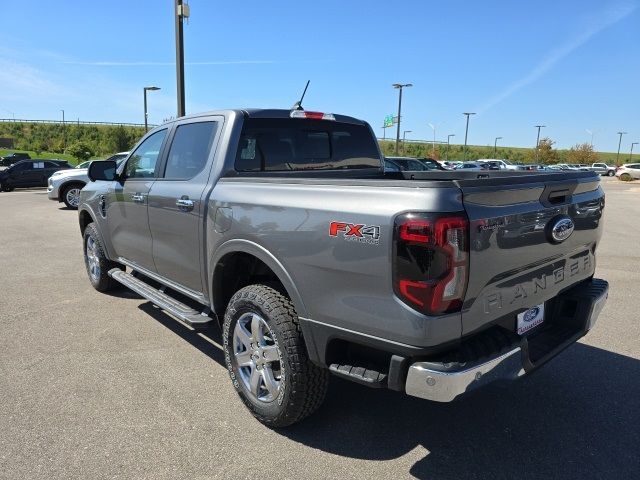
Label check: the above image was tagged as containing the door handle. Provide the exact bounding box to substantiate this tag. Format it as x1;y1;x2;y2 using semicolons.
131;193;145;203
176;197;195;210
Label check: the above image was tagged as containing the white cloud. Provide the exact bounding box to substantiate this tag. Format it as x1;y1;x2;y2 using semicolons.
476;2;637;115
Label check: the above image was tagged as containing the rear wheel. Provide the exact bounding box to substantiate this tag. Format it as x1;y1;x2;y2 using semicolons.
62;183;84;209
83;223;122;292
223;284;329;427
607;170;615;177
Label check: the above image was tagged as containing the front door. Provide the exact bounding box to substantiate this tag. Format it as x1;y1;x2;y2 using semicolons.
106;128;168;272
147;118;221;293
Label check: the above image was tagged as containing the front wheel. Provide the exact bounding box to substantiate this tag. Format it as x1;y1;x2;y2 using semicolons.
83;223;122;291
223;284;329;427
0;181;14;192
62;183;83;209
620;173;632;181
607;170;615;177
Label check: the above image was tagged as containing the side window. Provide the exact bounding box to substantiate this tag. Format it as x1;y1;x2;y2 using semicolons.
163;122;217;180
44;161;59;168
124;129;167;179
33;162;45;169
12;162;31;172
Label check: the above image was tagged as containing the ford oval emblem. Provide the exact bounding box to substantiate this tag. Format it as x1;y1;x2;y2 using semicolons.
547;215;575;244
523;307;540;323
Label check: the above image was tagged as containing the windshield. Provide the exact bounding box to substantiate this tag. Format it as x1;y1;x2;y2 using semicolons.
76;161;91;169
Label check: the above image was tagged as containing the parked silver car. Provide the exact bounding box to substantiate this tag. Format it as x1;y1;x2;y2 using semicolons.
47;152;129;208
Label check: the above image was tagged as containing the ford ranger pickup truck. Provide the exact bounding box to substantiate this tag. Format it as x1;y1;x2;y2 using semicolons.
78;108;608;427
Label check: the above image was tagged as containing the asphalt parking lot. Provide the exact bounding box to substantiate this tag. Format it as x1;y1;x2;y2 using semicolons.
0;177;638;480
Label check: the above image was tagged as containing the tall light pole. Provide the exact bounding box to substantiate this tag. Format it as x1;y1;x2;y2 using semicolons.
630;142;638;162
175;0;189;117
428;122;438;155
494;136;502;157
462;112;475;160
616;131;627;165
534;125;546;162
143;86;161;132
446;134;455;161
61;109;66;151
393;83;412;155
585;129;594;147
402;130;412;155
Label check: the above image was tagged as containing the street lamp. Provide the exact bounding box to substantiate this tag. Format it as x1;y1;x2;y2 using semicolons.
428;122;438;155
143;86;161;132
446;134;455;161
494;136;503;157
534;125;546;162
585;129;594;148
402;130;412;155
630;142;639;162
462;112;475;160
393;83;413;155
616;131;627;165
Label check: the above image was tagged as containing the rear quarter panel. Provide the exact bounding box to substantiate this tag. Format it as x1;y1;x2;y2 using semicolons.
206;178;465;347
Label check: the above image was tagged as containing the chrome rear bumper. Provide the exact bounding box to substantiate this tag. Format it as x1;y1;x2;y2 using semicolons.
405;278;608;402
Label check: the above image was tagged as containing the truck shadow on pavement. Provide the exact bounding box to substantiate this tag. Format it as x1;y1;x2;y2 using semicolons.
135;302;638;479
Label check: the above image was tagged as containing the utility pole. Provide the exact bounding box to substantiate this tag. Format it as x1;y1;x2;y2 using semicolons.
630;142;638;162
616;131;627;165
494;136;502;157
446;134;455;161
586;129;594;148
534;125;546;162
175;0;189;117
462;112;475;161
393;83;412;155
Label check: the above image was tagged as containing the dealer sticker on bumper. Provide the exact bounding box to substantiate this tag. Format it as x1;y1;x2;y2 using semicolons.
517;303;545;335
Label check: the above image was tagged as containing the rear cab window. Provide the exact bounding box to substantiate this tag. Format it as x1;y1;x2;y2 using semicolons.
235;118;381;172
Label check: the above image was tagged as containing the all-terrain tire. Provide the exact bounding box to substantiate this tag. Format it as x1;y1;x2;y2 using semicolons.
83;223;122;292
223;284;329;427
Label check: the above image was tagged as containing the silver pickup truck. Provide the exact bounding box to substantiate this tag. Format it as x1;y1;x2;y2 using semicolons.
79;108;608;427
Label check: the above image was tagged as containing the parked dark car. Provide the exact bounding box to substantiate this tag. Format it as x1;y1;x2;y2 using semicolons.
0;152;31;167
385;156;445;171
0;159;72;191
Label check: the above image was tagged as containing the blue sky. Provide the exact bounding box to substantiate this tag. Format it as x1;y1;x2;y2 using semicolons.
0;0;638;152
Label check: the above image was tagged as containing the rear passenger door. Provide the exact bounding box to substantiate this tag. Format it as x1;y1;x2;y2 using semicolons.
147;117;221;294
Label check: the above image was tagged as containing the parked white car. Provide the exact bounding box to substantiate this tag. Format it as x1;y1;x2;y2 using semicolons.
47;152;128;208
476;159;519;170
615;163;640;181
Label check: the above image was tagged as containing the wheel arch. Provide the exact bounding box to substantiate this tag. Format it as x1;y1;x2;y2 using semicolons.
60;180;86;202
210;240;308;320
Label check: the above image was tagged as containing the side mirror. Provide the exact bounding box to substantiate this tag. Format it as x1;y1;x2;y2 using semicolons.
88;160;117;182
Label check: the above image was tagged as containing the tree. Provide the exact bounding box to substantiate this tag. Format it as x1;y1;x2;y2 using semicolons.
530;137;558;164
567;142;598;165
67;141;94;161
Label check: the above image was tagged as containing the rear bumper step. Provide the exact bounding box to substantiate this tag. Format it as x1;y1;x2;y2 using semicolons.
108;268;213;328
405;278;608;402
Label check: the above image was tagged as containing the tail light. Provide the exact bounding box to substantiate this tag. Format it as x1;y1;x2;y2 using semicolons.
393;213;469;315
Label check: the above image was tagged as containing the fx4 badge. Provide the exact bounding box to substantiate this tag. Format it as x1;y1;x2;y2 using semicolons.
329;221;381;245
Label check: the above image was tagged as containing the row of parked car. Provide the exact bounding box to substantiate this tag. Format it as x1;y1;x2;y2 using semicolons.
384;156;640;180
0;151;129;208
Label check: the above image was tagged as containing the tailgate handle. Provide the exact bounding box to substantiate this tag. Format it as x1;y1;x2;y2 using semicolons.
547;189;570;205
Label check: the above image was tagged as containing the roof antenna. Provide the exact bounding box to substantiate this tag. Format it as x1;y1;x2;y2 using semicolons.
292;80;310;111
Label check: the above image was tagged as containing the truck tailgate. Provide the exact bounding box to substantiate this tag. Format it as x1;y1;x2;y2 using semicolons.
458;172;604;336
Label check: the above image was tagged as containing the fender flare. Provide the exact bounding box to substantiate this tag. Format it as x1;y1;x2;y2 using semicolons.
209;239;308;318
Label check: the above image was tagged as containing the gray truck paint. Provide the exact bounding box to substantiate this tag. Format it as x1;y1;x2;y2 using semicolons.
79;109;605;360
